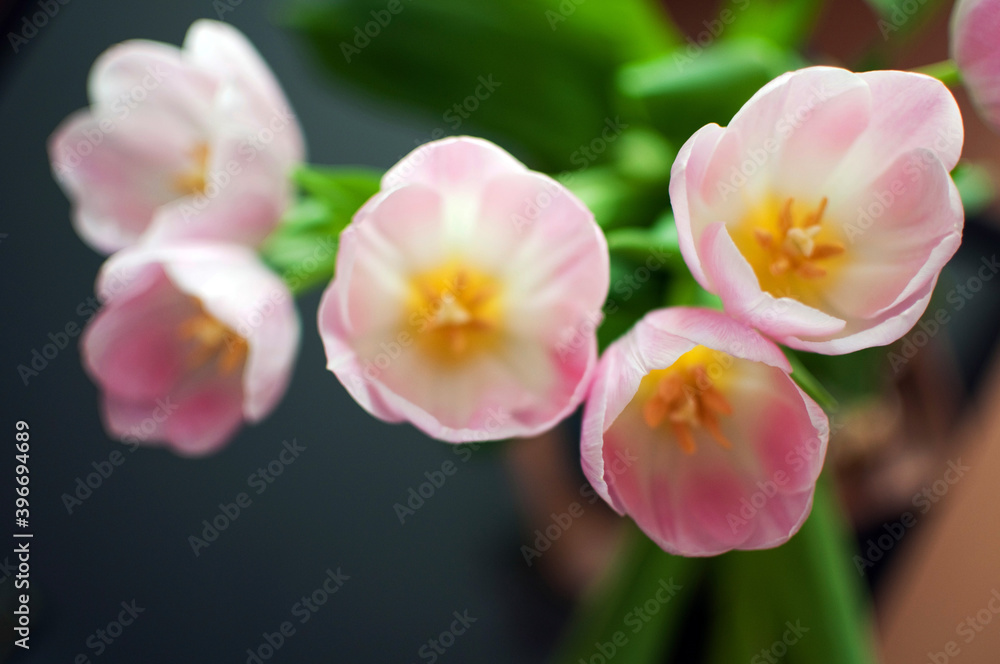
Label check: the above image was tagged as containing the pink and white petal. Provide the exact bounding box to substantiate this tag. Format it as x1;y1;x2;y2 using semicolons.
101;394;166;444
155;243;300;421
771;78;872;196
639;307;791;371
727;67;869;175
352;184;450;272
382;136;527;194
851;71;963;174
699;222;846;341
49;107;206;253
141;114;292;249
87;39;216;121
184;20;305;164
952;0;1000;128
474;172;609;341
581;339;650;509
82;268;193;402
160;371;246;456
670;123;728;290
826;152;964;321
785;277;937;354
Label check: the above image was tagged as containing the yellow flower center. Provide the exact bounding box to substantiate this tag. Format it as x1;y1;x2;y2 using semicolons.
172;142;211;196
406;262;504;364
731;196;845;305
638;345;734;455
177;299;247;374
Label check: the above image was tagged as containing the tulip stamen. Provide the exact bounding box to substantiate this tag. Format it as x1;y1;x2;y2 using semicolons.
177;300;247;374
173;142;211;196
640;349;734;455
408;263;503;363
751;196;843;281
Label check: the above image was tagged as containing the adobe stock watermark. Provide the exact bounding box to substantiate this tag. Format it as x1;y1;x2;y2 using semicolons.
726;416;835;535
877;0;933;41
384;74;503;190
673;0;752;71
7;0;72;54
717;84;836;201
887;254;999;373
281;235;338;293
854;458;970;574
73;600;145;662
750;620;810;663
578;578;682;664
51;65;171;176
416;610;477;663
844;129;963;244
546;0;587;30
927;589;1000;663
17;266;135;386
521;482;603;567
213;0;245;19
244;567;350;663
393;416;509;525
555;247;673;361
339;0;413;63
188;438;307;556
176;105;299;223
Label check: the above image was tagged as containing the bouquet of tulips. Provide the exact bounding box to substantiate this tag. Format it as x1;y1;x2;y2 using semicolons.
46;0;1000;660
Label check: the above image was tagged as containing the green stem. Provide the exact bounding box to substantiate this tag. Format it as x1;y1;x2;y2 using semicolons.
550;522;705;664
914;59;962;87
707;474;878;664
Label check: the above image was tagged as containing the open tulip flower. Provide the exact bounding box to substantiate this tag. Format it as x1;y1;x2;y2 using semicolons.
670;66;964;355
952;0;1000;133
581;307;829;556
49;20;304;253
318;137;610;443
81;242;300;456
951;0;1000;131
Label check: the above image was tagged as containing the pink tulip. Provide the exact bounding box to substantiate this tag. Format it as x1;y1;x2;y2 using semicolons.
49;20;304;253
952;0;1000;132
82;242;300;456
670;66;964;354
318;137;609;443
581;307;829;556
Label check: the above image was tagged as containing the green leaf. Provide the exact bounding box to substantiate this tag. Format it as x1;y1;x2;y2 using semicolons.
261;166;382;294
550;523;706;664
952;161;996;217
284;0;680;170
605;213;681;260
707;476;878;664
618;37;801;146
793;347;887;406
724;0;827;49
784;348;840;412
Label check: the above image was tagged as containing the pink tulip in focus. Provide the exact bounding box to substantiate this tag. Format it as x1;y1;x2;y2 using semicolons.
318;137;609;443
952;0;1000;132
82;243;300;455
49;20;304;253
670;66;964;354
581;307;829;557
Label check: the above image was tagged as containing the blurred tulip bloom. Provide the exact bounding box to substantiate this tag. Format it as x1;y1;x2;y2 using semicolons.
581;308;829;557
319;137;609;442
82;243;300;455
671;67;964;354
49;20;304;253
952;0;1000;133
